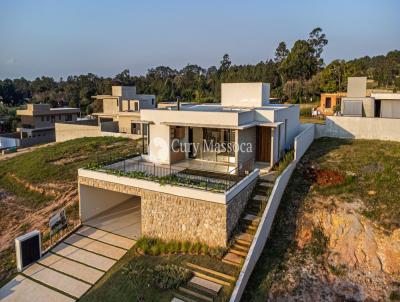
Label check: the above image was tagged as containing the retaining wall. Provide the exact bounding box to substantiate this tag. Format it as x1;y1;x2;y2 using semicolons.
316;116;400;142
229;122;315;302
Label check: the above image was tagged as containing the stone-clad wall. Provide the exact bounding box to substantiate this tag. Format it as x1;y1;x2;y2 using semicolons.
79;175;257;247
141;191;227;247
226;178;257;239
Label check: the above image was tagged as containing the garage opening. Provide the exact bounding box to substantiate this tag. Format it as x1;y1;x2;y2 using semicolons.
79;185;141;239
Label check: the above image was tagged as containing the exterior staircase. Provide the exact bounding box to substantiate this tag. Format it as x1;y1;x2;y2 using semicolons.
173;263;235;302
172;172;277;302
222;172;276;267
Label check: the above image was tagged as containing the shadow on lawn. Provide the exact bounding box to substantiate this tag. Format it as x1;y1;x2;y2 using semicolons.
241;137;352;301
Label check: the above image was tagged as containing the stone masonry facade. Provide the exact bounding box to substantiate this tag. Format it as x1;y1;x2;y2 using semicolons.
79;175;257;247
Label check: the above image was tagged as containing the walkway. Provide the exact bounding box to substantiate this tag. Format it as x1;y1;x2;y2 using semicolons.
0;225;136;301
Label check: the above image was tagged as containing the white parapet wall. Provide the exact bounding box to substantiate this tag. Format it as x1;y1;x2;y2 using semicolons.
229;122;316;302
294;123;315;161
316;116;400;142
230;161;297;302
78;168;259;205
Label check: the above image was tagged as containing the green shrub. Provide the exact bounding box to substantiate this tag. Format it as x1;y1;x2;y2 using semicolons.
274;149;294;175
150;264;192;289
208;247;226;259
136;237;226;258
181;241;191;253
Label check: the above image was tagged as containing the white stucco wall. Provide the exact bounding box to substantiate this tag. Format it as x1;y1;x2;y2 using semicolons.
221;83;270;107
294;124;315;161
272;105;300;149
316;116;400;141
79;184;133;221
147;124;170;164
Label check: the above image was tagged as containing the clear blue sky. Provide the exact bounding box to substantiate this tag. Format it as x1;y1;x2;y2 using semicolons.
1;0;399;80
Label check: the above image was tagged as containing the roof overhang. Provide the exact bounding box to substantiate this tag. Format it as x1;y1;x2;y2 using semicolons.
160;121;283;130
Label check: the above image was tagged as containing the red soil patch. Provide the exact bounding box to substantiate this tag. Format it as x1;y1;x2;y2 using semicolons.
304;167;345;186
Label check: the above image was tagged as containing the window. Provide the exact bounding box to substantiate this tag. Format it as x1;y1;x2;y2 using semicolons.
65;114;72;122
58;115;62;120
151;98;154;105
134;102;139;111
41;116;44;122
51;116;55;123
325;97;332;109
46;116;50;122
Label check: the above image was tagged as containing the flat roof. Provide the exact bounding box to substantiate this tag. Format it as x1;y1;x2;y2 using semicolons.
371;93;400;100
153;103;293;113
50;107;79;111
161;120;283;130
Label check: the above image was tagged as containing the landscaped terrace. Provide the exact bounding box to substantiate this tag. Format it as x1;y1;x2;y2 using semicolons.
85;154;255;193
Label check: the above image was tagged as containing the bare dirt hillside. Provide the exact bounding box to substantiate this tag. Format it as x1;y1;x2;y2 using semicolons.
243;138;400;301
0;137;141;283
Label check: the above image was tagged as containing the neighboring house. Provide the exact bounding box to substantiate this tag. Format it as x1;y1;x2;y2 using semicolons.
92;86;156;134
317;92;346;116
16;104;79;146
77;82;301;247
55;86;156;142
341;77;400;118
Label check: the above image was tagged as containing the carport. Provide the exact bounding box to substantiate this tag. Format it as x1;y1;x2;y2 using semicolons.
79;185;141;239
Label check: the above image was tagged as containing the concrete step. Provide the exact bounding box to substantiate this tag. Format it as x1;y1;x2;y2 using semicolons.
222;253;243;266
241;214;260;225
258;181;274;188
178;287;213;302
189;276;222;296
232;243;249;252
246;224;257;231
253;195;268;202
173;293;199;302
235;238;252;246
186;263;235;282
236;232;253;243
192;272;231;286
230;249;247;257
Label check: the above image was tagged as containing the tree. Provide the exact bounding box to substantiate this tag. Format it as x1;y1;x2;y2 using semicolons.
274;42;289;64
308;27;328;58
308;27;328;67
219;54;231;71
279;40;319;82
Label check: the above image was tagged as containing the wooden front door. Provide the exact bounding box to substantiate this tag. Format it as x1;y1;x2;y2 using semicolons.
256;126;271;162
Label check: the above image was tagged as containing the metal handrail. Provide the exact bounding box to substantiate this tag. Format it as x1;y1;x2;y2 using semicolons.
95;153;255;192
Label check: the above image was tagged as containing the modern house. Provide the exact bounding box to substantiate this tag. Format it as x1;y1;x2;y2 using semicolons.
55;86;156;142
92;86;156;134
77;83;301;247
16;103;79;145
341;77;400;118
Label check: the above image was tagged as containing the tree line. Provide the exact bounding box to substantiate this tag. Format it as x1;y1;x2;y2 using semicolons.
1;27;399;117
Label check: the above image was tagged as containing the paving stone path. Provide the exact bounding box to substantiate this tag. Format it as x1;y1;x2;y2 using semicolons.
0;225;136;301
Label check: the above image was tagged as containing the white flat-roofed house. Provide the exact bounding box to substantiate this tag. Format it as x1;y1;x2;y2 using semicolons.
341;77;400;118
77;83;301;248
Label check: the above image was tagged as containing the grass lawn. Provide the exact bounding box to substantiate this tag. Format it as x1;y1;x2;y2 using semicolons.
0;137;142;283
80;248;238;302
0;136;141;208
242;138;400;300
300;116;326;124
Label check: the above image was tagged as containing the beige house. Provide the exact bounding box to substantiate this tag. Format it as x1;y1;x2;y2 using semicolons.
16;104;79;145
55;86;156;142
77;83;301;247
92;86;156;135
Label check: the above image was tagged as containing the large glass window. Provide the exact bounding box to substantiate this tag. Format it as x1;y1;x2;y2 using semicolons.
202;128;235;163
